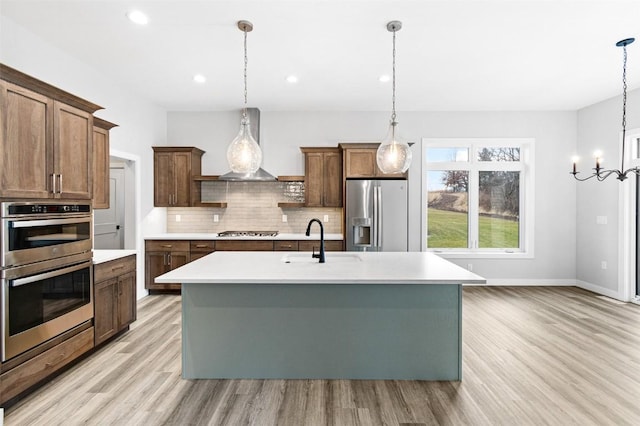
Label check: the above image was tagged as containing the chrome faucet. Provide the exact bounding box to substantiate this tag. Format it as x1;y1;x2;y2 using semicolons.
305;218;325;263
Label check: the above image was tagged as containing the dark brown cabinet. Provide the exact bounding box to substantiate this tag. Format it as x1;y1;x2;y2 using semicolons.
92;118;118;209
0;64;102;200
299;240;344;252
153;147;204;207
145;240;190;290
94;255;137;346
301;147;342;207
340;143;408;179
190;240;215;261
215;240;275;251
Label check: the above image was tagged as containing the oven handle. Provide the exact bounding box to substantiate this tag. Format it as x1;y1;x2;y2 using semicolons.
10;261;91;288
10;217;90;228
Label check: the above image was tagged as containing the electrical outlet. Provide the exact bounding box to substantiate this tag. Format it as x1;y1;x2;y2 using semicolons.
175;214;181;222
213;214;219;222
282;214;288;223
323;214;329;222
467;263;473;271
601;261;607;270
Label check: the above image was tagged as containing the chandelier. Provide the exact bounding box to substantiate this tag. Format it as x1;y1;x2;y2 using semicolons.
572;37;638;182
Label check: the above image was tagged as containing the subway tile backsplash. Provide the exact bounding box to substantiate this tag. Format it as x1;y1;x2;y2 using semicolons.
166;181;342;234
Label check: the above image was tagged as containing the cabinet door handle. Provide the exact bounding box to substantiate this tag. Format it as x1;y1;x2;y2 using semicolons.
51;174;56;194
111;265;125;272
195;244;208;248
168;253;172;265
58;174;63;194
161;244;172;248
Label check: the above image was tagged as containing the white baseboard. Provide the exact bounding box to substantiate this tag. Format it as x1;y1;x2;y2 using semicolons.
465;279;577;286
575;279;623;300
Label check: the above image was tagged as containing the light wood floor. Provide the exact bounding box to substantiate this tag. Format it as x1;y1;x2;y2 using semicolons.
4;286;640;425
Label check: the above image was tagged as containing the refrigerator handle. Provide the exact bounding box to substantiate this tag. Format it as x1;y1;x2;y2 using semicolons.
377;185;383;249
372;185;378;250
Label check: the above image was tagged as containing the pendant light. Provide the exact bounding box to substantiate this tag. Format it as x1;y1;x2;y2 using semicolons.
571;37;639;182
376;20;412;174
226;20;262;174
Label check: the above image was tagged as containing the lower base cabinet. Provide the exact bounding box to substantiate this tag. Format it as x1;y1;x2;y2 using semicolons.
145;240;190;291
0;327;94;405
94;255;137;346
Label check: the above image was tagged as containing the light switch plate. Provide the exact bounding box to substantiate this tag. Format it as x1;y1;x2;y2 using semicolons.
323;214;329;222
282;214;288;223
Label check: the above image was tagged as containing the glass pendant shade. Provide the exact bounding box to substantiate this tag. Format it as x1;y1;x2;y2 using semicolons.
226;116;262;174
377;121;412;174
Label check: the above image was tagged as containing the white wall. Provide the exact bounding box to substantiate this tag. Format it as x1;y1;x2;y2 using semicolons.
576;88;640;299
1;16;168;299
169;110;578;283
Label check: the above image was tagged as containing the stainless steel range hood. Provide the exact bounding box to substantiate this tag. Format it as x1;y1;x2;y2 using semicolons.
219;108;276;181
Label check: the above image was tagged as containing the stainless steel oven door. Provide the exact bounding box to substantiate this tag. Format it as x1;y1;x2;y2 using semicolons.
1;254;93;361
2;215;92;268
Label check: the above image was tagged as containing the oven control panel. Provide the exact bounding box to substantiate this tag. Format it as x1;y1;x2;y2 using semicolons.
5;203;91;216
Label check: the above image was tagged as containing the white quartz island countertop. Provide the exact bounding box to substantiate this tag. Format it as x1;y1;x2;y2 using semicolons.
156;251;485;285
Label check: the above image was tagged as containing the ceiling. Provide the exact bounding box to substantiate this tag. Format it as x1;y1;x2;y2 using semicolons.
2;0;639;112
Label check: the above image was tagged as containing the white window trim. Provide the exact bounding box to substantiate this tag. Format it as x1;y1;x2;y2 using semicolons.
621;128;640;303
421;138;535;259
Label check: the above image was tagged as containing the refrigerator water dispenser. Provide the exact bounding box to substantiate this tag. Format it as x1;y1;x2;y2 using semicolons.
351;217;372;246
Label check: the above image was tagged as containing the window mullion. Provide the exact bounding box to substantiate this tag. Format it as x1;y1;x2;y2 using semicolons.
468;168;480;250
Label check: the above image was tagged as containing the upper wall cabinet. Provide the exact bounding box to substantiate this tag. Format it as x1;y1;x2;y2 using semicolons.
340;143;408;179
93;118;118;209
0;64;103;200
300;147;342;207
153;147;204;207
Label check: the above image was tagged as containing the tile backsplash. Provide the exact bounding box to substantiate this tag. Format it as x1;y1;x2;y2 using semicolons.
166;181;342;234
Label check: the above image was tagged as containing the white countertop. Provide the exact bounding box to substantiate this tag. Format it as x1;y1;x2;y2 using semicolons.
93;250;137;264
156;251;486;285
145;233;343;241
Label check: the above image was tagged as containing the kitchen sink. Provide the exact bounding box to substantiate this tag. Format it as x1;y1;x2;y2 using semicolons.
281;253;363;264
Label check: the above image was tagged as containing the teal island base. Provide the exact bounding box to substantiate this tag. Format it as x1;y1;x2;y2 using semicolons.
182;282;462;380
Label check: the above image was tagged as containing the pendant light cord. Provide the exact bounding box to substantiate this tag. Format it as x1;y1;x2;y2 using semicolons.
242;26;249;120
621;43;628;172
391;27;397;124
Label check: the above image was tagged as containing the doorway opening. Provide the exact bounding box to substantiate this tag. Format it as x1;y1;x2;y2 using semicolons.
94;156;136;250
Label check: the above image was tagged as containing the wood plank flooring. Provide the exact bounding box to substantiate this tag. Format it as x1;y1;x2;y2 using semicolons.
3;286;640;425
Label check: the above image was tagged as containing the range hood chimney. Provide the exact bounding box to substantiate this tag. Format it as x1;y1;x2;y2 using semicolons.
219;108;276;181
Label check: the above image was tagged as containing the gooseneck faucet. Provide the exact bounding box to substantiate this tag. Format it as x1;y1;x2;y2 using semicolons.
305;218;325;263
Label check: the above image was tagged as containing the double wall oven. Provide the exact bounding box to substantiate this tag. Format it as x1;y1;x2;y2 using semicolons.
1;201;93;361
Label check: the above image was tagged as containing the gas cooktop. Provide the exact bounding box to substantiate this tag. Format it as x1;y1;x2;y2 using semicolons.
217;231;279;237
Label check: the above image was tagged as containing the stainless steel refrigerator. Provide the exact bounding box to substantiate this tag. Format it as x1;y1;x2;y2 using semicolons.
345;179;408;252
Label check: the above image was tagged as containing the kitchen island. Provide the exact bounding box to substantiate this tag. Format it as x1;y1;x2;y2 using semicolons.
156;251;485;380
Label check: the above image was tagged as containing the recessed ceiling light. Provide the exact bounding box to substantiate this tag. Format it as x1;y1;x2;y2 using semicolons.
379;75;391;83
126;10;148;25
286;75;299;83
193;74;206;83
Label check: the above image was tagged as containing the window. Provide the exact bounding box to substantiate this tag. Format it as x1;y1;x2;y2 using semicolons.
422;139;534;258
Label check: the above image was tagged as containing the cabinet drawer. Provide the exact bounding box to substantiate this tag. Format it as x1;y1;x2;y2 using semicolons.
215;240;274;251
94;255;136;283
0;327;94;404
145;240;189;252
190;241;215;252
299;240;344;252
274;240;299;251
